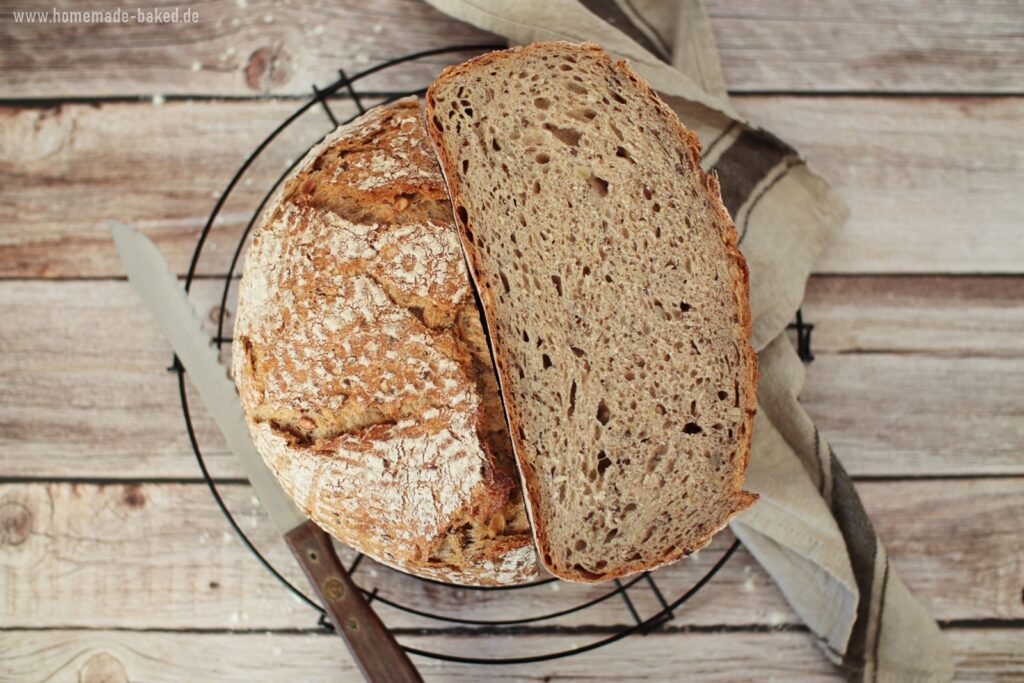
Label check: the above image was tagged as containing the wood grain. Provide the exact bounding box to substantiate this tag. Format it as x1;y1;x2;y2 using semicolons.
733;95;1024;274
5;628;1020;683
803;276;1024;357
3;96;1023;278
3;279;1020;479
0;629;849;683
0;0;498;99
2;0;1022;97
1;480;1020;631
707;0;1024;94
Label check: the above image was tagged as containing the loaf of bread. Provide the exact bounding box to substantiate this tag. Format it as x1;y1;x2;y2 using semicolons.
232;97;537;585
425;43;758;582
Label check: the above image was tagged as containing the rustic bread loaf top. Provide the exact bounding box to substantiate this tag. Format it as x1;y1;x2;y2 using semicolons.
233;97;537;585
425;43;758;582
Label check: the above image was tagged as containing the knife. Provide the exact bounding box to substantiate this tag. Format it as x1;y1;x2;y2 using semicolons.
110;221;423;683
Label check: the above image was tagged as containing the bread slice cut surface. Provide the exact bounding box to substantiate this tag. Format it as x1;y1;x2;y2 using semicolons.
426;42;758;582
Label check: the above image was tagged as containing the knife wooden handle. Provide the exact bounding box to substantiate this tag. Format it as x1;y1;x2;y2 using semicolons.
285;520;423;683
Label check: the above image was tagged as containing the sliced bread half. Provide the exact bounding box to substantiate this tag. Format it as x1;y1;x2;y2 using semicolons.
425;42;758;582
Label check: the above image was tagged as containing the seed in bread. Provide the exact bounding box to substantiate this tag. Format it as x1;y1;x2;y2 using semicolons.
425;43;758;583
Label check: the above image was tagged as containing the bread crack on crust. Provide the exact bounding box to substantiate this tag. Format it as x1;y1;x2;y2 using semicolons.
233;97;537;585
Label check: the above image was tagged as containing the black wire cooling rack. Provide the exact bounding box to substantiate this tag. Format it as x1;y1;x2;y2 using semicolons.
173;44;814;665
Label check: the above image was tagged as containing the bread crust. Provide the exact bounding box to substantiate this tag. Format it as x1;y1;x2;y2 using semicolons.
425;43;758;583
233;97;537;586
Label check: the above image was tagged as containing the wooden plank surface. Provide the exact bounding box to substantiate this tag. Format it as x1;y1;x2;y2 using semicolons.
0;630;848;683
3;96;1023;278
3;0;1023;97
2;479;1020;631
5;629;1020;683
732;95;1024;274
803;276;1024;357
3;2;1023;679
2;278;1021;479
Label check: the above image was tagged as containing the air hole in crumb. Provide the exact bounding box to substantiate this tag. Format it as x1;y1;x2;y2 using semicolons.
567;81;587;95
680;302;692;313
560;63;573;71
456;205;468;225
605;528;618;543
718;390;729;401
462;159;469;174
533;180;541;194
655;404;666;415
534;97;551;109
683;422;703;434
543;123;582;147
570;346;585;358
499;271;510;294
582;265;591;276
653;202;661;213
535;152;551;164
568;380;577;416
522;330;530;342
609;91;627;104
616;146;634;163
570;107;598;122
542;354;552;369
596;399;611;425
643;187;653;200
597;451;611;475
624;370;634;381
491;138;501;151
588;175;609;196
575;539;587;551
551;275;563;296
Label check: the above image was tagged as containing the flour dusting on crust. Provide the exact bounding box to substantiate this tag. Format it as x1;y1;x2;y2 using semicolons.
233;97;537;585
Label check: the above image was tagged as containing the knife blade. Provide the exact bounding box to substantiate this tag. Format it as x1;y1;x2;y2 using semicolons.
110;221;423;683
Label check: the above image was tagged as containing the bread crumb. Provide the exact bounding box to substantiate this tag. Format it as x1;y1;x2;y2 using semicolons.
313;25;325;36
151;94;165;106
222;531;234;544
191;61;202;72
742;577;756;592
768;611;786;626
263;13;274;23
550;582;561;592
235;0;247;7
372;24;382;33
